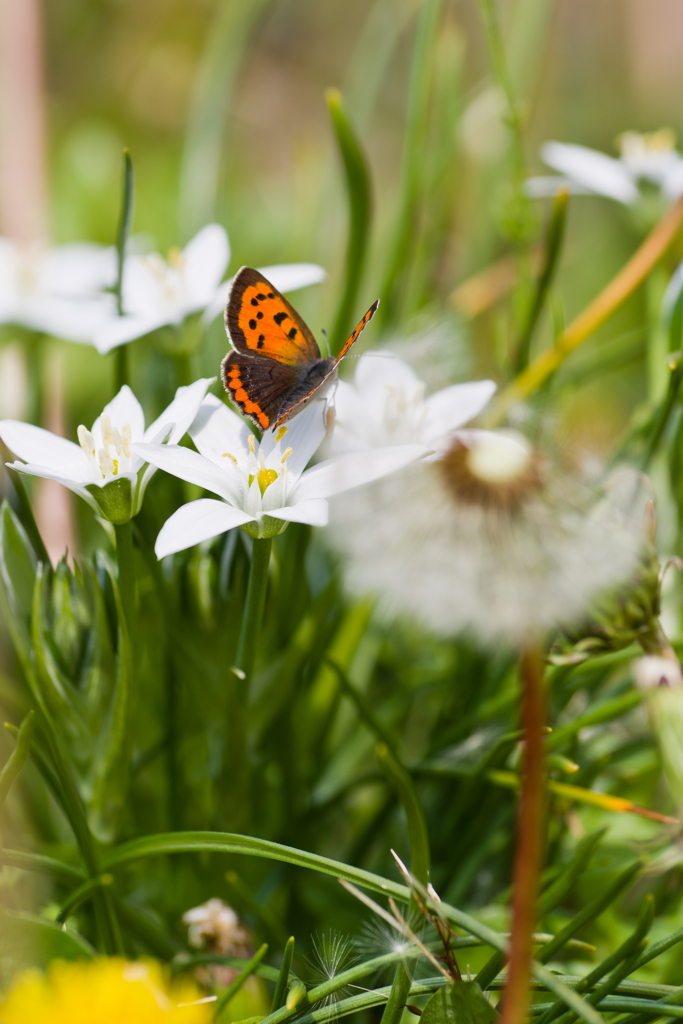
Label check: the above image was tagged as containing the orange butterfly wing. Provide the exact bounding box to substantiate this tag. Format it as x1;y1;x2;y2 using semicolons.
225;267;321;366
273;299;380;428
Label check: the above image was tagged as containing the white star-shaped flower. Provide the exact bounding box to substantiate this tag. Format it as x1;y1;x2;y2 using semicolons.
0;379;213;524
133;395;426;557
92;223;326;354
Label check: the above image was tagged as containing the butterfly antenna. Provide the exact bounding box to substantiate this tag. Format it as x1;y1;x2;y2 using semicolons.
320;328;331;358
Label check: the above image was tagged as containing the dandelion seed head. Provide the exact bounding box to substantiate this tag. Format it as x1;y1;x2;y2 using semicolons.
330;430;643;646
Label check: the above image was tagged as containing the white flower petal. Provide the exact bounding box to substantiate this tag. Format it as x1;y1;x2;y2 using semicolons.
6;461;96;508
93;313;165;353
354;352;421;395
540;142;639;204
261;401;328;480
0;420;88;479
268;498;329;527
17;294;116;343
131;442;238;503
292;443;427;502
422;380;496;445
92;386;145;449
40;243;117;295
257;263;327;293
525;175;591;199
155;499;253;559
183;224;230;302
144;377;214;445
663;162;683;201
189;394;251;467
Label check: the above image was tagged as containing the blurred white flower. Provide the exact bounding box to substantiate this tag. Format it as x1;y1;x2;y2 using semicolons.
0;237;116;342
0;378;213;524
633;654;683;813
527;130;683;205
330;429;642;646
331;353;495;457
183;898;251;955
134;395;426;556
92;223;327;354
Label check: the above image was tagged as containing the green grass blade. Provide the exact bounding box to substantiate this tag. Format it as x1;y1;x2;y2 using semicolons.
0;710;34;811
325;88;372;355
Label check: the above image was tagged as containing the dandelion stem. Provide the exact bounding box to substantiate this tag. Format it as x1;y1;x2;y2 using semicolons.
114;521;136;627
487;193;683;425
235;536;272;685
501;646;546;1024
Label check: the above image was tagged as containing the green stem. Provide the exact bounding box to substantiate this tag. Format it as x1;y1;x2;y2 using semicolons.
215;943;269;1017
515;189;569;373
375;742;430;884
40;725;123;954
112;150;134;395
234;537;272;684
271;936;296;1012
376;742;431;1024
325;89;372;354
173;352;192;387
501;647;546;1024
115;150;134;317
379;0;443;329
114;521;136;629
114;345;129;393
642;354;683;472
474;0;526;182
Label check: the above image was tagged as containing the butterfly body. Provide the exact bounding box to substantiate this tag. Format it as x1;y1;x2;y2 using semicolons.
222;266;378;431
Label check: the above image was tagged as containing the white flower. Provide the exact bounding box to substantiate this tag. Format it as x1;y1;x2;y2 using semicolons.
330;429;641;646
331;353;496;457
0;237;116;342
0;379;213;524
92;223;327;354
182;899;250;955
527;130;683;205
133;395;426;557
633;654;683;812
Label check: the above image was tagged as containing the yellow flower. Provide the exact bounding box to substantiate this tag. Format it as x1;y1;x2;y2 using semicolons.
0;958;212;1024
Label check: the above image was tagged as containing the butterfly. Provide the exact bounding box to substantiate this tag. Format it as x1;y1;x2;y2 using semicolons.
221;266;379;432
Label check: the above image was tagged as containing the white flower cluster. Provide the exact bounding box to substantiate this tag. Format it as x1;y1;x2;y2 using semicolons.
0;328;643;646
527;129;683;206
0;223;326;354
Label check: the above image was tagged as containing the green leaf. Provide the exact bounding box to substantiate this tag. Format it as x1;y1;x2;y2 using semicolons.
325;88;373;354
89;560;133;843
0;908;94;988
0;501;38;678
421;982;498;1024
0;710;35;811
